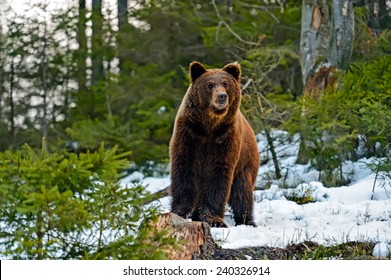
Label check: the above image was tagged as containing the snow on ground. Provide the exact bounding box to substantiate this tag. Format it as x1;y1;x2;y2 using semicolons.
120;131;391;258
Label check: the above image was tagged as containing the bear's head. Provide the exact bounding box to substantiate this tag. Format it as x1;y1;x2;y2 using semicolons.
188;61;241;119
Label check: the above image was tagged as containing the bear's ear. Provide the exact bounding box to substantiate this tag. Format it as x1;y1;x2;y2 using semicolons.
189;61;207;82
223;62;241;81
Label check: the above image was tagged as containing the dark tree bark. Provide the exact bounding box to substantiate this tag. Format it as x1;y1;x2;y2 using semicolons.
0;16;3;123
91;0;104;85
40;21;49;150
367;0;390;33
117;0;128;74
117;0;128;28
377;0;388;29
0;70;3;128
264;128;281;180
77;0;87;92
8;57;15;148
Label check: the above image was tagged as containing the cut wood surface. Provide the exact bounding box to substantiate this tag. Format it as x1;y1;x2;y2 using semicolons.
154;212;218;260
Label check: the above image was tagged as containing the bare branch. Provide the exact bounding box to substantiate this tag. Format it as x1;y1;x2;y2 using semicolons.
211;0;258;46
242;78;252;91
238;1;281;24
142;186;170;206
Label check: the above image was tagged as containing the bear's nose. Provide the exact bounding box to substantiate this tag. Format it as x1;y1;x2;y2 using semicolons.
217;93;227;102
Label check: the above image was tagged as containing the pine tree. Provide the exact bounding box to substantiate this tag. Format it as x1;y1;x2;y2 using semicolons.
0;142;177;259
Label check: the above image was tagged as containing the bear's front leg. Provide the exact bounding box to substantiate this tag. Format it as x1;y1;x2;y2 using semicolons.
192;141;239;228
169;128;198;218
229;173;257;227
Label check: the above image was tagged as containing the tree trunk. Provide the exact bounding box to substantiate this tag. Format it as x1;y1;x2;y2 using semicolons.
77;0;87;92
329;0;354;70
41;21;49;151
367;0;390;32
36;212;44;260
117;0;128;74
377;0;388;30
9;57;15;149
91;0;104;86
0;21;3;122
117;0;128;28
0;70;3;133
300;0;354;98
264;128;281;179
300;0;330;92
298;0;354;163
153;213;218;260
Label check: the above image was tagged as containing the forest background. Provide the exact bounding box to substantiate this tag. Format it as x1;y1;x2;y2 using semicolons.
0;0;390;259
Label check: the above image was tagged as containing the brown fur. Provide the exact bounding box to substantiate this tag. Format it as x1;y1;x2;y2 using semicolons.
169;61;260;227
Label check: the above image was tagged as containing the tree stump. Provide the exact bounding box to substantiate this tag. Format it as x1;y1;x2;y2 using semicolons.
154;212;218;260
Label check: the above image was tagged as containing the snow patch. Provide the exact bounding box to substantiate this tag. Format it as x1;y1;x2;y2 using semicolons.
120;129;391;258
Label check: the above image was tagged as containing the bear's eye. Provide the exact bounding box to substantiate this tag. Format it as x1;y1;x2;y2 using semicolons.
207;83;213;89
223;82;228;88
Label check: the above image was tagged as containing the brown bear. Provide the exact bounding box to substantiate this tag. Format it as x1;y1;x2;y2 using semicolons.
169;61;260;227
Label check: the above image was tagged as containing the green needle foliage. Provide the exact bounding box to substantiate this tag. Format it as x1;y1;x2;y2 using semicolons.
286;55;391;187
0;140;176;259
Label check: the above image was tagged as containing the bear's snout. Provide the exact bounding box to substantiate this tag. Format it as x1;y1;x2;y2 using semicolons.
212;91;228;111
217;93;227;103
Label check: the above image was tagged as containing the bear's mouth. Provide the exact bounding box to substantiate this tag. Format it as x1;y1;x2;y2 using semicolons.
213;94;229;110
213;101;228;110
211;102;228;115
218;100;228;107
